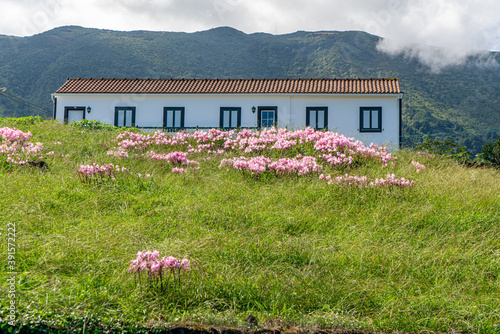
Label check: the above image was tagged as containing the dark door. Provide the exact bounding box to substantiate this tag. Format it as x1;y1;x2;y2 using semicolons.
258;106;278;129
64;107;85;124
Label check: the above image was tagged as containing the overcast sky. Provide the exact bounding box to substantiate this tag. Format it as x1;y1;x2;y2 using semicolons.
1;0;499;70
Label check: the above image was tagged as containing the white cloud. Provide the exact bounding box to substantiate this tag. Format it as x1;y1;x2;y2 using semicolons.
371;0;500;70
0;0;498;70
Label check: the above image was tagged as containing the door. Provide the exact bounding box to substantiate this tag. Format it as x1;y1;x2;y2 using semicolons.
64;107;85;124
258;106;278;129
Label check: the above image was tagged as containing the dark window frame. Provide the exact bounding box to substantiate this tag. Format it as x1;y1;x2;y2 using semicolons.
257;106;278;129
114;106;136;127
63;106;86;125
163;107;185;128
306;107;328;130
359;107;382;133
219;107;241;129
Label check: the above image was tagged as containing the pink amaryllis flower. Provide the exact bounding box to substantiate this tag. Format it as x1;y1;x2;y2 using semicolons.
129;250;191;291
0;127;44;165
411;161;426;173
76;163;129;183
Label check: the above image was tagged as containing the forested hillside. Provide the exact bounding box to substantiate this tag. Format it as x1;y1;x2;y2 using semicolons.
0;26;499;152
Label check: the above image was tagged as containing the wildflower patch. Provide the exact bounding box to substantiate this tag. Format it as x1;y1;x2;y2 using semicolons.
128;250;191;291
319;173;414;189
0;127;44;165
411;161;426;173
219;155;322;176
76;163;128;184
103;127;418;189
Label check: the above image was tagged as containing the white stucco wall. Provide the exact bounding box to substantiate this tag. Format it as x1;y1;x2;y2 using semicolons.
53;93;401;148
289;95;400;148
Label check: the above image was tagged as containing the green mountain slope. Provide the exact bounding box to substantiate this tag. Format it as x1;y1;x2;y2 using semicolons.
0;25;499;152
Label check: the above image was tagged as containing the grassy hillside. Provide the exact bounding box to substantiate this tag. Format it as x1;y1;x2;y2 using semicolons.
0;118;499;333
0;26;499;153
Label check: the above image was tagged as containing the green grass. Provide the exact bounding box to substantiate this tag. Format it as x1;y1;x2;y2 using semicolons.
1;119;500;333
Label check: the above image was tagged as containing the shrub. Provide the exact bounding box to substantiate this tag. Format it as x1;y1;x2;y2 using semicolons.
0;115;45;126
71;119;115;130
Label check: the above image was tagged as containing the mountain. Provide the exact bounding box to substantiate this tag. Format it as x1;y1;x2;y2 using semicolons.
0;25;499;152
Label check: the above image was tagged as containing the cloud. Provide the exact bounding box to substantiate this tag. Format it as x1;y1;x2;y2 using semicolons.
0;0;498;71
368;0;500;71
377;39;498;73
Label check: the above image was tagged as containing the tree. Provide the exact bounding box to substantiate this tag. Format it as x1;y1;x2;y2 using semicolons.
416;138;472;162
477;137;500;166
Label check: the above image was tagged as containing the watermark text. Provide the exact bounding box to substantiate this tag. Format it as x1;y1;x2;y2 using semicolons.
6;222;17;326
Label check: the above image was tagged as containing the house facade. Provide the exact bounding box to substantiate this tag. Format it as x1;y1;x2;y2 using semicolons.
52;78;403;147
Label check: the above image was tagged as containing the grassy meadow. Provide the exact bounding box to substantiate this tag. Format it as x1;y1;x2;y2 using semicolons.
0;118;499;333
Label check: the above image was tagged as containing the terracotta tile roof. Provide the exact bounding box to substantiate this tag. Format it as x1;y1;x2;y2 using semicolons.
55;78;401;95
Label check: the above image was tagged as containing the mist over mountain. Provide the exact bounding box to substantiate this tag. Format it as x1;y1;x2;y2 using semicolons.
0;25;499;151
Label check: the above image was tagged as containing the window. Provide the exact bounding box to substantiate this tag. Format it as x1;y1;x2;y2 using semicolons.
258;106;278;128
306;107;328;130
359;107;382;132
163;107;185;128
115;107;136;127
219;107;241;129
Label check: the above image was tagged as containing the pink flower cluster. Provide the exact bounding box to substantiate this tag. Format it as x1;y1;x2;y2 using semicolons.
109;127;400;180
314;137;393;165
418;151;433;159
149;151;199;166
320;174;369;187
107;147;129;158
411;161;426;173
111;127;393;168
319;173;415;189
0;127;32;142
268;155;322;176
115;129;235;152
0;127;44;165
171;167;187;174
76;163;127;183
223;127;316;154
321;153;354;166
128;250;190;274
128;250;191;289
220;156;271;174
116;132;152;150
220;155;322;176
171;167;201;173
371;174;415;189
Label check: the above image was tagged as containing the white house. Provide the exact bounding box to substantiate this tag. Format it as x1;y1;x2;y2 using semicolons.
52;78;403;147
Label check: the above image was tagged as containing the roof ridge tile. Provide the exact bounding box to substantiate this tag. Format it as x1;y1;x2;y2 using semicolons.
55;78;401;94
